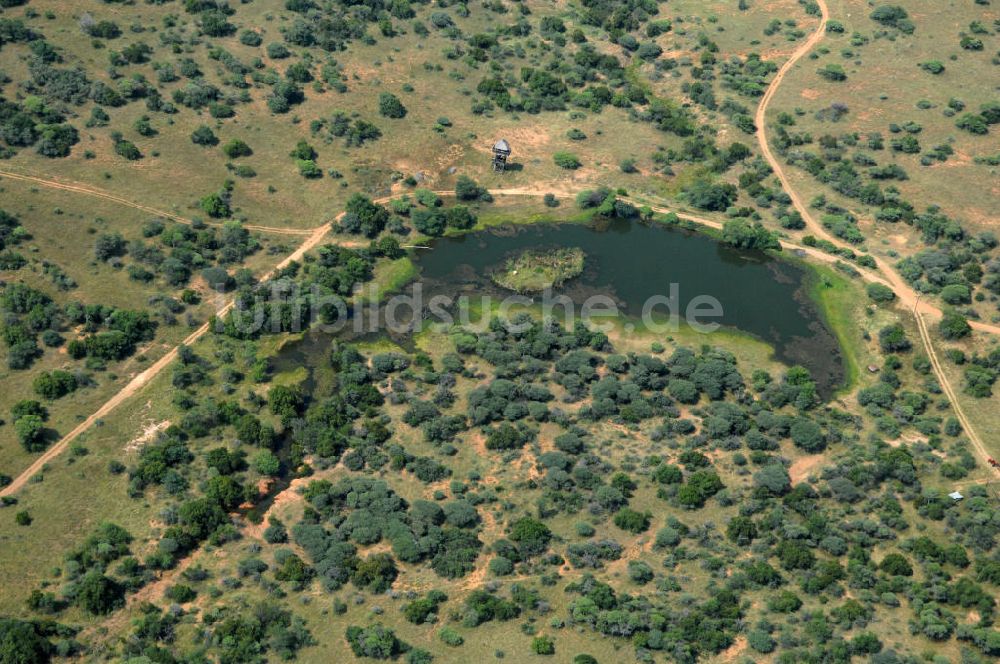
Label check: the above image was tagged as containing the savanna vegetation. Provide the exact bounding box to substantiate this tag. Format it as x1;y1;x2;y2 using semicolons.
0;0;998;663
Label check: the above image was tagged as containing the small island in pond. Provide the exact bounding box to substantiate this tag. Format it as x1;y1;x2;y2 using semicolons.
490;247;585;293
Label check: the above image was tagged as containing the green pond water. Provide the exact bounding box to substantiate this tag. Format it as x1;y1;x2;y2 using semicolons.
411;217;846;396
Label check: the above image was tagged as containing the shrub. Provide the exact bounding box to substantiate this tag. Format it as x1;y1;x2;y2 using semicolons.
940;284;971;305
726;516;758;546
686;180;737;211
346;624;406;659
75;571;125;614
768;590;803;612
866;283;896;302
240;30;262;46
748;629;775;653
33;370;77;400
14;414;46;452
222;139;252;159
939;311;971;339
352;553;398;593
553;151;582;169
817;64;847;81
869;5;914;33
379;92;407;118
297;160;322;178
267;43;290;59
113;137;141;160
164;584;196;603
252;450;281;476
92;234;126;264
489;556;514;576
438;626;463;646
753;464;791;495
956;114;988;135
531;635;555;655
200;192;231;219
628;560;654;584
878;323;911;353
790;418;825;453
191;125;218;146
455;175;491;201
879;552;913;576
613;508;651;533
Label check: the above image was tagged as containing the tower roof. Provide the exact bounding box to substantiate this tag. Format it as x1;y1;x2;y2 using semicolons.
493;138;511;154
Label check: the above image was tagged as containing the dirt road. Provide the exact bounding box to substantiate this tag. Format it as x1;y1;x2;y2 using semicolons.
752;0;997;471
0;169;314;236
0;222;332;498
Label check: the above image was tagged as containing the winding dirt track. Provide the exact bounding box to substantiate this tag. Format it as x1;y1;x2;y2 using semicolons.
915;308;994;474
0;222;331;498
752;0;997;471
0;169;313;236
1;0;994;497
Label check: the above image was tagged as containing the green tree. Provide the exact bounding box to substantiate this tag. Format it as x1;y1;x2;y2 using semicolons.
342;194;390;238
509;517;552;557
940;284;971;305
252;450;281;476
75;570;125;614
879;552;913;576
531;635;555;655
613;508;651;533
790;418;825;453
866;283;896;302
721;218;780;250
112;135;141;160
269;385;304;424
0;618;54;663
726;516;758;545
939;310;971;339
352;553;398;593
296;159;322;178
485;423;526;450
553;151;582;169
753;464;791;495
817;64;847;81
222;139;253;159
33;370;78;400
686;179;737;211
956;113;988;134
14;414;46;452
94;232;126;261
378;92;407;118
200;191;231;218
191;125;219;146
878;323;911;352
289;140;317;161
345;624;406;659
455;175;491;201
